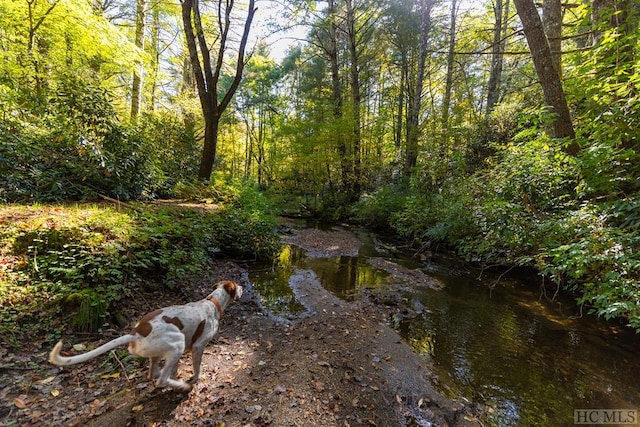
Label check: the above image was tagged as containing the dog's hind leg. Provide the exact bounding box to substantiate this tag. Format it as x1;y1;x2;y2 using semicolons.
155;350;191;392
170;360;179;380
188;344;206;384
148;357;161;380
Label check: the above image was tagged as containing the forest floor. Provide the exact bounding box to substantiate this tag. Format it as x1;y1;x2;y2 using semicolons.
0;228;481;427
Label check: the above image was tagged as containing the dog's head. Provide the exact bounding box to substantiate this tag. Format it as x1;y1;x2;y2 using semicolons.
216;280;243;301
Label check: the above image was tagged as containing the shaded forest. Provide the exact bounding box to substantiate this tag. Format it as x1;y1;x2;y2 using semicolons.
1;0;640;331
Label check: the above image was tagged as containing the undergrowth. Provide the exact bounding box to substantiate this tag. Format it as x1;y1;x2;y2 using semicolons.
0;194;280;347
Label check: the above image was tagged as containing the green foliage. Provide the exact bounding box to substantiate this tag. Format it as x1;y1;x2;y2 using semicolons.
66;289;109;333
1;74;157;202
210;207;281;260
464;102;525;172
309;191;356;222
354;186;406;229
0;201;279;345
138;112;200;197
395;190;477;251
537;212;640;330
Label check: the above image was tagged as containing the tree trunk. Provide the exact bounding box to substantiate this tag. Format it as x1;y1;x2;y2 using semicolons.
148;6;160;112
486;0;507;115
131;0;145;123
513;0;578;154
181;0;256;181
199;116;219;180
441;0;457;129
405;0;433;176
542;0;562;78
345;0;361;196
395;52;407;165
325;0;350;192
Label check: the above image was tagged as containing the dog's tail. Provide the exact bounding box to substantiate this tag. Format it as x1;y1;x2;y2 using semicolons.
49;334;139;366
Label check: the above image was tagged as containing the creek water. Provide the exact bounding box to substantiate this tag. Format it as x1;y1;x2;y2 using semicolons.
248;224;640;426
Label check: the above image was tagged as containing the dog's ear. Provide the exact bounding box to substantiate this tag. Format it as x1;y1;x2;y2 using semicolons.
217;281;239;300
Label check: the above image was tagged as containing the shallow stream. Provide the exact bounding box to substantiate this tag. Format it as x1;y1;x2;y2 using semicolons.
249;224;640;426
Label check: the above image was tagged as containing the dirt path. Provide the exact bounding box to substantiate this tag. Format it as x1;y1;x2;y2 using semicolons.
1;231;480;427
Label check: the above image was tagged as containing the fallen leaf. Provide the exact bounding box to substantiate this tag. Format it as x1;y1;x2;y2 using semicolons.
370;385;380;391
132;405;144;412
51;389;60;397
73;344;86;351
13;397;27;409
40;376;56;385
100;373;120;379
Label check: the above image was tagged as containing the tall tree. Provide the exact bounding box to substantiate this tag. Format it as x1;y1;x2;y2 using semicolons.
405;0;433;176
486;0;509;115
325;0;347;192
181;0;257;181
130;0;145;122
382;0;416;175
513;0;578;154
345;0;362;196
441;0;458;129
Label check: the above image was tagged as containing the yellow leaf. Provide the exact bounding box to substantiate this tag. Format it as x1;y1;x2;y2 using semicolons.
101;373;120;379
51;389;60;397
132;405;144;412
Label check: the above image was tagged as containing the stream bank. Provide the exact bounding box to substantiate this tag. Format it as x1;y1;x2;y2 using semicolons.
252;222;640;426
1;257;478;425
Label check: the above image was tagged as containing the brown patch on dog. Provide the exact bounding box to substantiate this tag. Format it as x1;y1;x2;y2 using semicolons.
162;316;184;330
218;280;238;300
188;319;206;349
131;309;163;337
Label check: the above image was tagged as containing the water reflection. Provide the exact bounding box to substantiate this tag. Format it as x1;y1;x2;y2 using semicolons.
249;245;306;318
398;274;640;426
251;244;390;308
249;228;640;426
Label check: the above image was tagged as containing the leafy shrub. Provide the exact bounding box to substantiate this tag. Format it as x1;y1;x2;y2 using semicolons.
464;102;526;172
354;186;406;229
210;207;281;260
66;289;109;333
138;112;200;197
0;74;157;202
537;210;640;330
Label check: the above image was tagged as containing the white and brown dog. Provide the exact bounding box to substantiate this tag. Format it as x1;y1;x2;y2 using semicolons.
49;280;242;392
